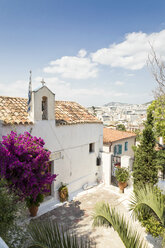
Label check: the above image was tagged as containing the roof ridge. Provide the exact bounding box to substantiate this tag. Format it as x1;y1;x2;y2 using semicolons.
0;95;27;99
0;96;80;104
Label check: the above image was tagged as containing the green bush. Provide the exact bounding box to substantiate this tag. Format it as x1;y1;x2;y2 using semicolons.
58;183;68;202
138;208;164;237
115;168;129;183
0;179;28;247
0;179;18;239
136;186;165;238
25;193;44;208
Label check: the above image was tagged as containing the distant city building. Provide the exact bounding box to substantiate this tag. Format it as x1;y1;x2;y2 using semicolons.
88;101;150;131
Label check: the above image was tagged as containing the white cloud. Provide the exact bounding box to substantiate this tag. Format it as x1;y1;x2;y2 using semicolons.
126;73;134;77
0;80;28;97
77;49;87;58
33;77;126;99
91;30;165;70
44;52;98;79
115;81;124;86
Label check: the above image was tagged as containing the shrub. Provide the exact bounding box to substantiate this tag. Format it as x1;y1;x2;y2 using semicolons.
26;193;44;208
0;179;28;248
115;168;129;183
0;179;18;239
58;183;68;202
138;207;164;238
133;185;165;238
0;131;57;202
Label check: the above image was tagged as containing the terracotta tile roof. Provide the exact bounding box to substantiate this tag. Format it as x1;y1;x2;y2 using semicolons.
0;96;102;125
103;128;136;144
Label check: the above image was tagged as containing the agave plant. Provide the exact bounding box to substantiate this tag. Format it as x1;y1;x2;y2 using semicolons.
92;201;148;248
27;220;90;248
129;184;165;246
129;184;165;226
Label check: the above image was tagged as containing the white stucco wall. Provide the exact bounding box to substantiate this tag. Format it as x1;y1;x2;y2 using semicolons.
0;121;103;202
121;155;133;170
102;152;112;185
0;237;8;248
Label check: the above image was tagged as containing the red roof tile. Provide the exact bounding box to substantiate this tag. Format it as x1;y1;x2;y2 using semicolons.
103;128;136;144
0;96;102;125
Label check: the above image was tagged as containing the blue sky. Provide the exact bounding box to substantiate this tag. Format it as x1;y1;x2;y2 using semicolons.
0;0;165;106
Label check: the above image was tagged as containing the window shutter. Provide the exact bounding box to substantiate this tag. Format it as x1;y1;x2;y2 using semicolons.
119;144;122;154
114;145;117;155
125;142;128;151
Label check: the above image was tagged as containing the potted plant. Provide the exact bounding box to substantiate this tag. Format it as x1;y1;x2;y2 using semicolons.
58;183;68;202
26;193;44;217
115;167;129;193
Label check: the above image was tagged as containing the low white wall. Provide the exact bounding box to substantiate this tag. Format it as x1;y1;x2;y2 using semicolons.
0;237;8;248
121;155;132;170
102;152;112;185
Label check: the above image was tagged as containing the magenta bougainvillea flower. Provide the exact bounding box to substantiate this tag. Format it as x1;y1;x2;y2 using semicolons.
0;131;57;201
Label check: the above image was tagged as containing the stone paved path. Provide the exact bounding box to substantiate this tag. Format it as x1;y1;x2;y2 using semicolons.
31;185;162;248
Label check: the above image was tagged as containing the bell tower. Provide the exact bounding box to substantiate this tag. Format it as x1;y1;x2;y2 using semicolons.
28;76;55;122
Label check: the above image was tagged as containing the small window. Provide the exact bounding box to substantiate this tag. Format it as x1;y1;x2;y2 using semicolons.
42;96;48;120
89;143;95;153
114;144;122;155
125;142;128;151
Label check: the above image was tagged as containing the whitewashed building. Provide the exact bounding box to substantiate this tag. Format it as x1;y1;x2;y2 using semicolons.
0;81;103;206
102;128;136;186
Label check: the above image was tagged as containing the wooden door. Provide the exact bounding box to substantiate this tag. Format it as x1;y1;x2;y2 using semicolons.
45;161;52;196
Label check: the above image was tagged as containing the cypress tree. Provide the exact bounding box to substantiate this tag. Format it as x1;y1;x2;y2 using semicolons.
133;109;158;190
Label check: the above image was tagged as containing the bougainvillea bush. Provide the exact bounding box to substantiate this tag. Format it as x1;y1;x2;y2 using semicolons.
0;131;57;203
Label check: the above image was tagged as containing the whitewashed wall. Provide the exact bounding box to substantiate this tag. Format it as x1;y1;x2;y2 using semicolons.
121;155;133;169
0;237;8;248
0;121;103;201
102;152;112;185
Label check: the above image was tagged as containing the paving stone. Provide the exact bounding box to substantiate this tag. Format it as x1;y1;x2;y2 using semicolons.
68;216;76;221
50;215;57;220
61;210;67;215
32;185;158;248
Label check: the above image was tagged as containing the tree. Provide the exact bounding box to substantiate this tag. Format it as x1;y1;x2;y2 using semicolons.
156;149;165;179
148;46;165;98
116;124;126;131
93;202;148;248
0;131;57;203
148;99;165;140
147;47;165;141
134;129;142;142
133;109;158;190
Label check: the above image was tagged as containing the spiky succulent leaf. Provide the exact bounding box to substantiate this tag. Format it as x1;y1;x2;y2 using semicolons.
93;201;148;248
27;220;90;248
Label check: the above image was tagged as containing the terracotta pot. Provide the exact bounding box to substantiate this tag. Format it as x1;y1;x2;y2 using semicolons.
59;188;68;202
118;182;127;193
29;205;39;217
